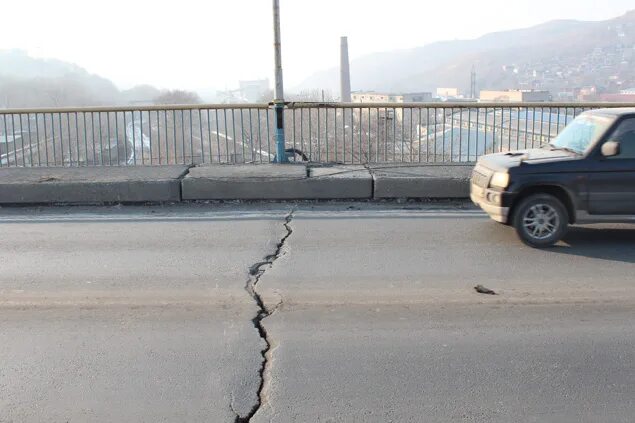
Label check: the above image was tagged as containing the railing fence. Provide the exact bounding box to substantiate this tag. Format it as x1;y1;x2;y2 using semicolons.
1;102;632;167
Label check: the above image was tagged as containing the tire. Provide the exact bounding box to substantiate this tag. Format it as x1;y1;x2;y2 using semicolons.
512;193;569;248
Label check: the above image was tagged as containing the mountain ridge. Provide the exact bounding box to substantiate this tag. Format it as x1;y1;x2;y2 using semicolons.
296;10;635;96
0;50;200;107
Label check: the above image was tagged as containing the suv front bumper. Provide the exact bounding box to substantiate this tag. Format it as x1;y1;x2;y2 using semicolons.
470;183;510;223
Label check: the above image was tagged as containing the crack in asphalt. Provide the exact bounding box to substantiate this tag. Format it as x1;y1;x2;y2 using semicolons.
233;209;294;423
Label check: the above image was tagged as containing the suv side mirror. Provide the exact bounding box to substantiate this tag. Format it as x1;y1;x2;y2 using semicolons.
602;141;620;157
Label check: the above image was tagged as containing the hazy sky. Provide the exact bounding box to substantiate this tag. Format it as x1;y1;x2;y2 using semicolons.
1;0;633;92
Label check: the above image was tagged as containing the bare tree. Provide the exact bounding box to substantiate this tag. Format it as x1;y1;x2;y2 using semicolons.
288;89;335;102
153;90;202;105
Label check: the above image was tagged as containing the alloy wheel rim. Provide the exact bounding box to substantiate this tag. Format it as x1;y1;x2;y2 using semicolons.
523;203;560;240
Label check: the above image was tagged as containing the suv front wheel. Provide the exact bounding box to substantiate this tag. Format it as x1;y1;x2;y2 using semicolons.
512;193;569;248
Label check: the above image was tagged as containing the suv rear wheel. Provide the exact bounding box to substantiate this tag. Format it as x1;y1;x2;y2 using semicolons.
513;193;569;248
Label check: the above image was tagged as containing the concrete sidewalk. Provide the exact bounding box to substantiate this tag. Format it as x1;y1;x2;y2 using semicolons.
0;163;474;204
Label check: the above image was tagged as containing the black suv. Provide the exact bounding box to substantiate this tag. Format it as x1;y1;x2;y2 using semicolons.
472;108;635;248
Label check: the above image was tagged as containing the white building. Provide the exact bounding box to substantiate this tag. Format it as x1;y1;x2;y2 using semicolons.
239;79;270;102
436;88;460;98
351;91;433;103
479;90;551;103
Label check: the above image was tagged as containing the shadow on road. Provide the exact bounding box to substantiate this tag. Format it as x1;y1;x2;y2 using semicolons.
552;227;635;263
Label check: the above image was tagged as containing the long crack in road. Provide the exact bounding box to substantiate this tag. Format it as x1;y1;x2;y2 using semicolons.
234;209;295;422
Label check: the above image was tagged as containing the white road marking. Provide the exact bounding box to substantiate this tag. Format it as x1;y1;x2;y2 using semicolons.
0;208;487;223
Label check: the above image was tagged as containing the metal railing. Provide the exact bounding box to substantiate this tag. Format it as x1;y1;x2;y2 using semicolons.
1;102;633;167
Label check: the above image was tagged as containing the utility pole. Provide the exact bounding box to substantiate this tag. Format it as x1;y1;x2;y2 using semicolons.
272;0;287;162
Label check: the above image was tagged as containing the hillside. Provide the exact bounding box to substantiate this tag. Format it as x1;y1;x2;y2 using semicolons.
0;50;190;108
0;49;122;107
296;10;635;96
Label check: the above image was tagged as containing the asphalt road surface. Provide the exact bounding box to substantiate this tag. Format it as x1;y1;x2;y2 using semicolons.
1;203;634;422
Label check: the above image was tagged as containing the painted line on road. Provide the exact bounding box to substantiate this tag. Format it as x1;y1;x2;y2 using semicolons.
0;213;286;223
0;209;488;223
296;210;487;220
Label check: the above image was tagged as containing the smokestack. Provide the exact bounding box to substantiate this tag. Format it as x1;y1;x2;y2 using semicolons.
340;36;352;102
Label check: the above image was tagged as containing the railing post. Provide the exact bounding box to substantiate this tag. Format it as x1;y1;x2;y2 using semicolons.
272;0;287;163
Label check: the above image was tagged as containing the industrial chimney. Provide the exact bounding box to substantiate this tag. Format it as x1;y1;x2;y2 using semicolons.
340;36;352;102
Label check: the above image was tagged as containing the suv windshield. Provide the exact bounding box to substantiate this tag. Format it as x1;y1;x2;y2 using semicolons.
550;114;615;154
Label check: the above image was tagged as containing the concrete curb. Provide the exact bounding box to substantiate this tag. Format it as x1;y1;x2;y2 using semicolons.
182;164;373;200
0;164;474;205
0;166;189;204
370;164;473;199
308;165;373;199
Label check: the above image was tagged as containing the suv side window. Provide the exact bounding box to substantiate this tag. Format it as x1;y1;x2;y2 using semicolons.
607;118;635;159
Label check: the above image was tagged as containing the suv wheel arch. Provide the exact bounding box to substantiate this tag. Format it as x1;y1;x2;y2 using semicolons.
509;185;576;225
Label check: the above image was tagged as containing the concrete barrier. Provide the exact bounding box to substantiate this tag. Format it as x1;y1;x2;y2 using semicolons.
182;164;373;200
308;165;372;199
371;164;473;199
182;164;307;200
0;166;189;204
0;163;476;205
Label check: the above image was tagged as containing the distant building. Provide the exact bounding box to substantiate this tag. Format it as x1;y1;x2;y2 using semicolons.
436;88;460;98
502;64;519;73
351;91;432;121
351;92;391;103
216;89;244;103
441;98;479;103
577;86;598;101
351;91;433;103
598;93;635;102
402;92;434;102
479;90;551;103
554;90;576;101
239;79;270;102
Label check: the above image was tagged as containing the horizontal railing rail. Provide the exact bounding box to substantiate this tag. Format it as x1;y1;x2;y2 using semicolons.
0;103;271;114
286;101;635;109
1;102;634;167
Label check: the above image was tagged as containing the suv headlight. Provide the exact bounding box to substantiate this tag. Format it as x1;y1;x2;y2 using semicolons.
489;172;510;189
